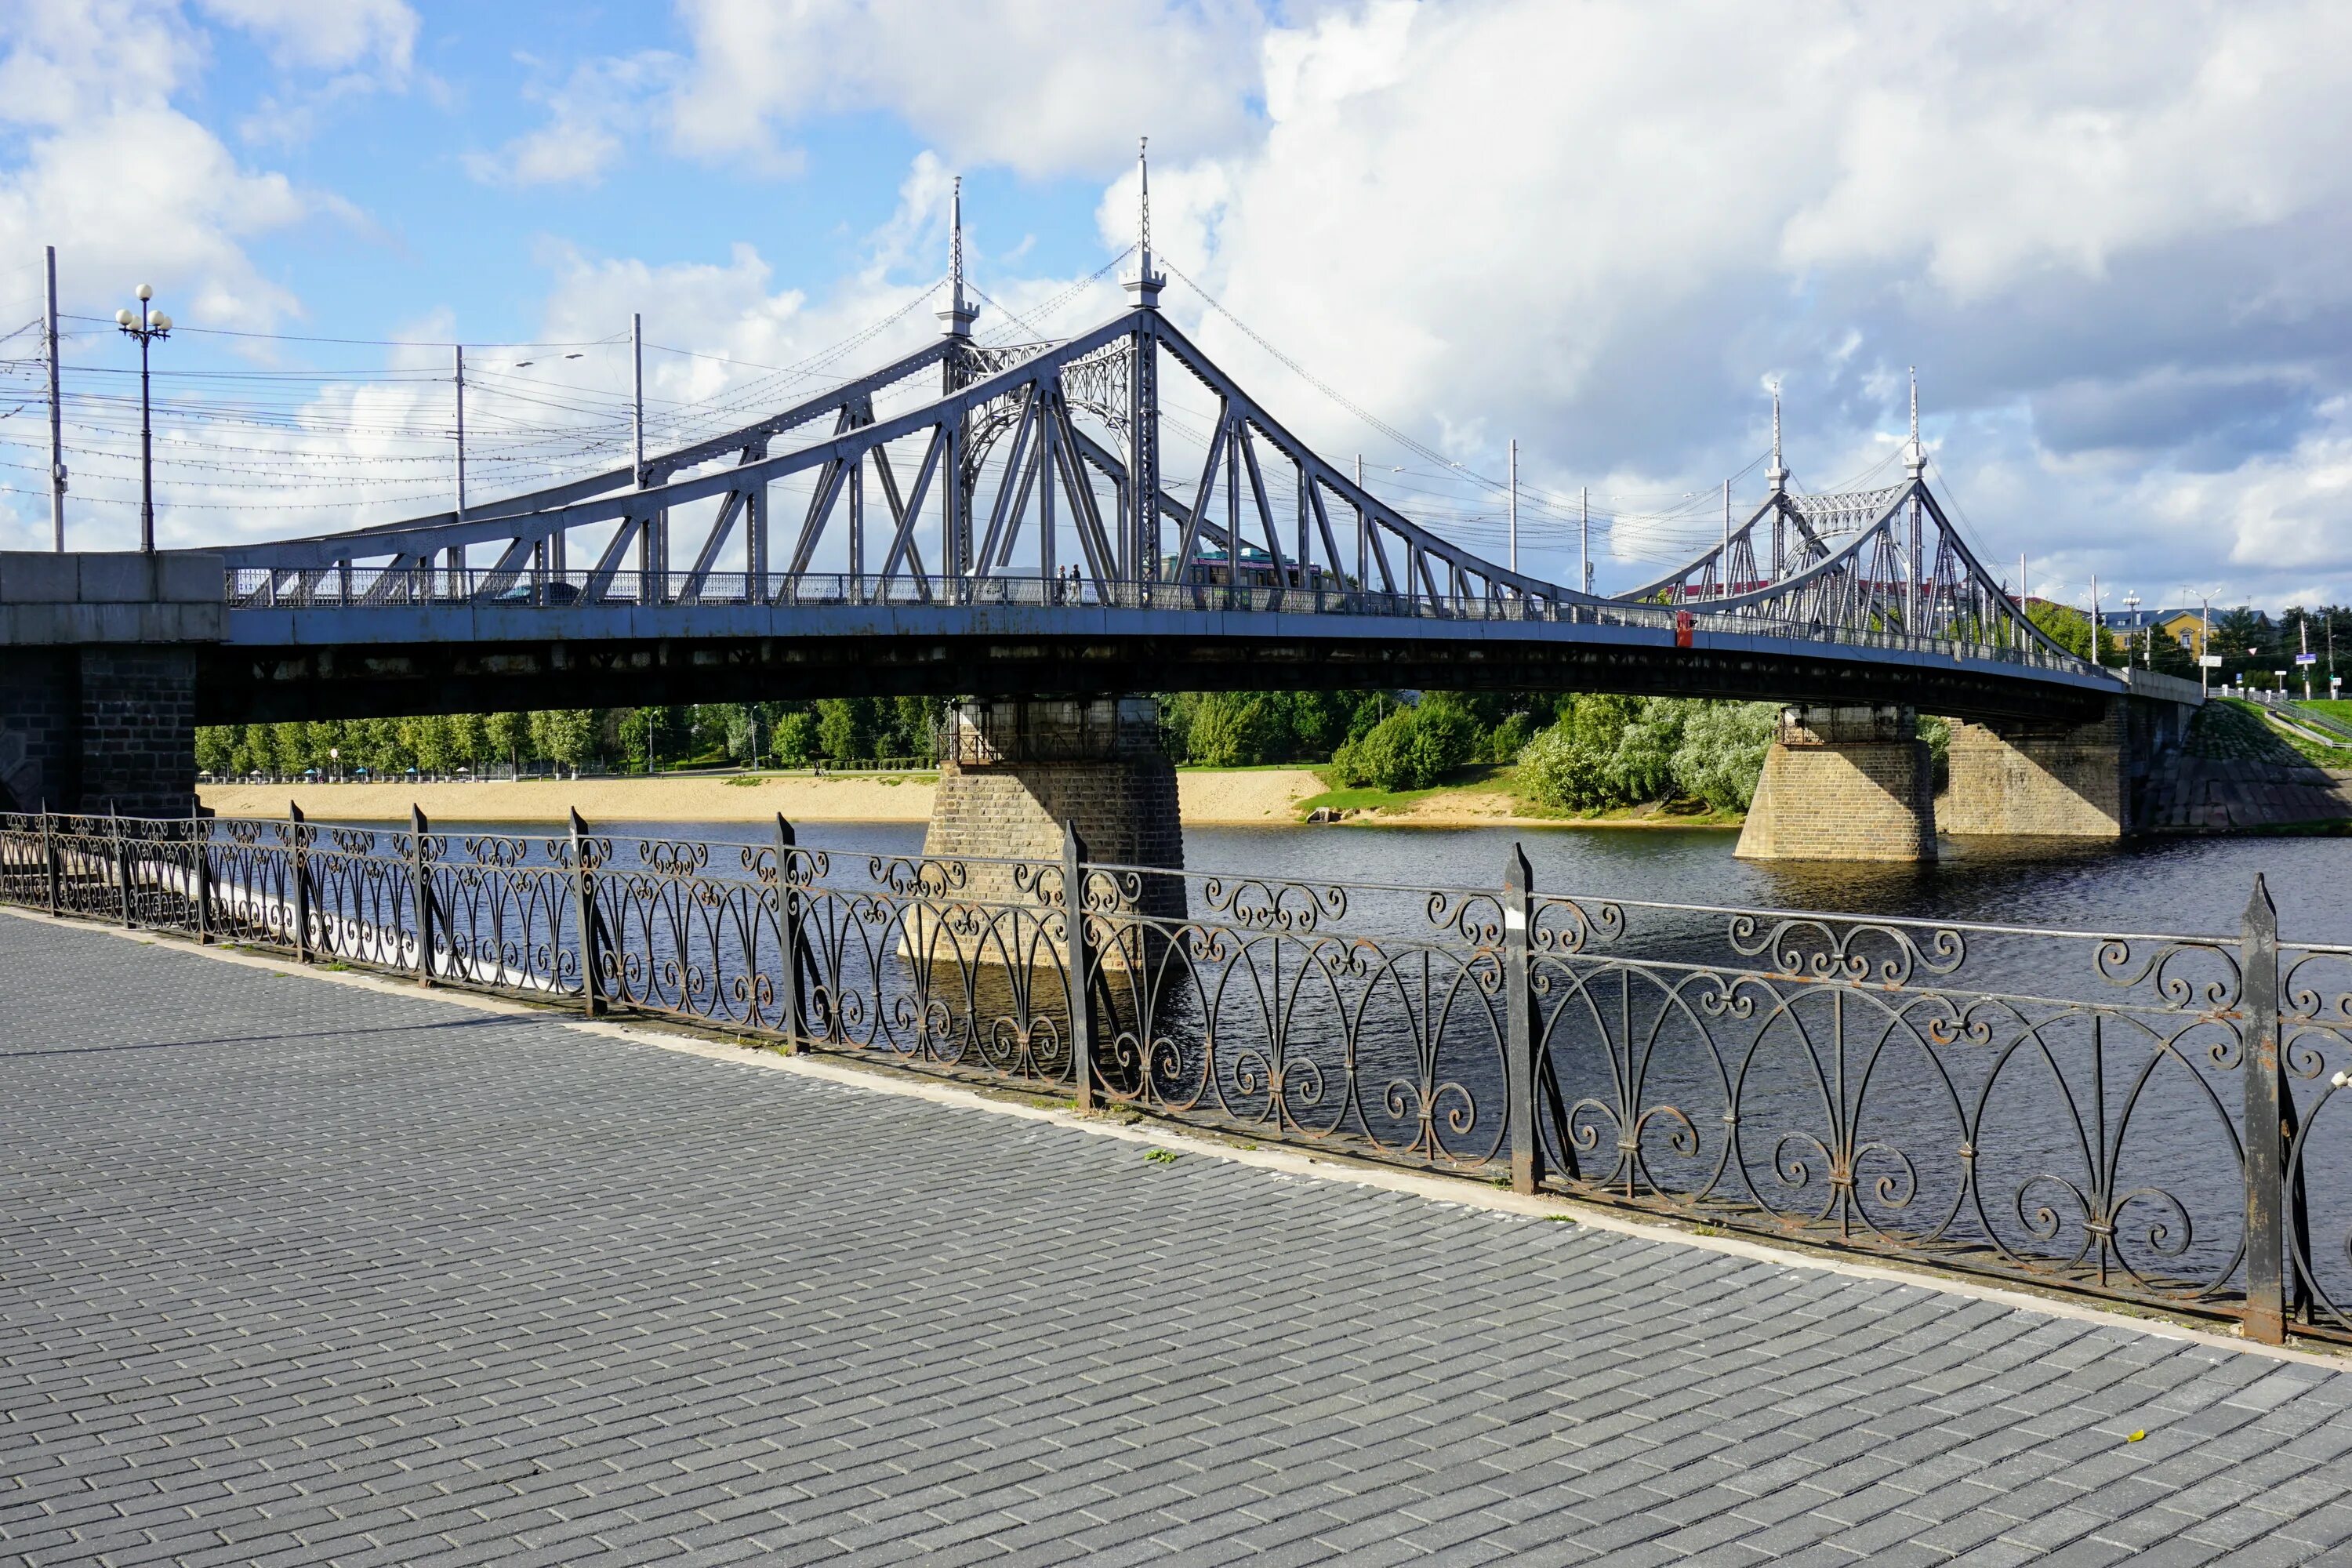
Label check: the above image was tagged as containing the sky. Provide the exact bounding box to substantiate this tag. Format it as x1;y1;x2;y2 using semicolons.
2;0;2350;613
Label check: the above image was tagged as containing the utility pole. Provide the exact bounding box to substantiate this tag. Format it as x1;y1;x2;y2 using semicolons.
2303;616;2314;702
1507;437;1518;575
2124;590;2140;668
2201;596;2212;698
452;344;466;523
631;311;644;487
1581;486;1591;595
45;245;64;551
2090;575;2101;667
1722;478;1731;597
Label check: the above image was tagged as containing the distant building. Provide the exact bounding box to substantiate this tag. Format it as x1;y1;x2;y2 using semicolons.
2014;598;2240;658
2105;606;2215;656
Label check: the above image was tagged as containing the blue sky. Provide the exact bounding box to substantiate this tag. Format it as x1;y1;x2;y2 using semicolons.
6;1;2352;613
182;8;1116;344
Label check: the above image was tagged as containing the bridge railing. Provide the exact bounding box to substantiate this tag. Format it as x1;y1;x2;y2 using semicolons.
223;568;2098;675
0;808;2338;1345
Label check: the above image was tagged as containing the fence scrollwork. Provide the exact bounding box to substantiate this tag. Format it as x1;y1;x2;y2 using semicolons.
2;808;2342;1346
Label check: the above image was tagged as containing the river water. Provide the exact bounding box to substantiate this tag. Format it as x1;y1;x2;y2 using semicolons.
539;816;2352;943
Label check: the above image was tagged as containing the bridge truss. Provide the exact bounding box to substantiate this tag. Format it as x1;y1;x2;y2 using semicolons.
209;262;2086;678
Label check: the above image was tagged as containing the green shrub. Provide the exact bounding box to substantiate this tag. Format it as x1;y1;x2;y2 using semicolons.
1330;700;1480;791
1669;702;1777;811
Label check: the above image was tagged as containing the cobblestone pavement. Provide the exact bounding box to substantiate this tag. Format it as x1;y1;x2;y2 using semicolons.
5;914;2352;1567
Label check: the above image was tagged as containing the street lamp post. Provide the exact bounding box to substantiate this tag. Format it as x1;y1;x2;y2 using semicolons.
2123;590;2140;669
114;285;172;554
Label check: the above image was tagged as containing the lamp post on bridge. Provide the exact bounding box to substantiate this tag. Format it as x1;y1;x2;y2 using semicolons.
114;284;172;554
2123;590;2140;669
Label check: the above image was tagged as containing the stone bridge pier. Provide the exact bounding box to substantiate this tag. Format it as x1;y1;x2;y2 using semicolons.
918;698;1188;1083
1735;705;1939;862
924;696;1188;924
0;553;222;818
1738;682;2201;861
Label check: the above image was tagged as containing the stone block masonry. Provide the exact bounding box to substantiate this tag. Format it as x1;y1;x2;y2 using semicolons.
923;697;1187;924
0;645;199;817
0;552;221;817
1736;703;1936;861
1944;705;2127;837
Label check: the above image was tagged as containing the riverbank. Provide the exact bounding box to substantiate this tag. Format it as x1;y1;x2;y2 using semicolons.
199;765;1737;830
201;768;1330;826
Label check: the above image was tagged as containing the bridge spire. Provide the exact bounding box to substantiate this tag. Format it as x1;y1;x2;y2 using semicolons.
1124;136;1166;310
1766;382;1788;497
938;174;978;339
1904;365;1926;481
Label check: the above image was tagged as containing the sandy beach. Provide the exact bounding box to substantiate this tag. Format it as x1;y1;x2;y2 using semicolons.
201;768;1329;826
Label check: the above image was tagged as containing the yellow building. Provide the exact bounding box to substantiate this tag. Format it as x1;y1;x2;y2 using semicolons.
2153;609;2211;656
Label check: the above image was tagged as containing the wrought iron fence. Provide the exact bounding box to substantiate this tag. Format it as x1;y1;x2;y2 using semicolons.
1;808;2334;1344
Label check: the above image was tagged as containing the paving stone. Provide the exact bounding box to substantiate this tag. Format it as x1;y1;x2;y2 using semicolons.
2;913;2351;1567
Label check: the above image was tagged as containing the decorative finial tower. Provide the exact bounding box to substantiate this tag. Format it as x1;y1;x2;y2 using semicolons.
937;175;979;339
1904;365;1926;480
1766;382;1788;496
1123;136;1166;310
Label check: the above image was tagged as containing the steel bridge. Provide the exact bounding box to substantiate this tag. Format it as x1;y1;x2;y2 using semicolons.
179;176;2117;728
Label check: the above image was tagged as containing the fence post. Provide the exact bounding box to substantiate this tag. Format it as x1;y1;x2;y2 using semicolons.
41;807;58;916
191;811;212;945
569;809;600;1017
289;802;311;963
1063;821;1095;1111
2242;873;2287;1345
111;806;133;928
1504;844;1541;1196
774;814;801;1051
410;805;436;985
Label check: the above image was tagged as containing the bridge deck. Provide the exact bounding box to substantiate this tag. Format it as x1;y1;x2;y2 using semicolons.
209;600;2128;724
5;912;2347;1566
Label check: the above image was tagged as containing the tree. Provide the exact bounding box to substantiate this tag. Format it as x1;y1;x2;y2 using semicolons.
440;712;484;768
815;698;878;761
1330;698;1480;791
885;696;943;762
1186;692;1279;767
528;710;596;773
485;713;532;774
194;726;236;776
1669;702;1778;811
772;710;820;766
400;714;455;773
2027;601;2103;663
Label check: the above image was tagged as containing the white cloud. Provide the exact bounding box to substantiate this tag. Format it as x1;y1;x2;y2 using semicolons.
1126;0;2352;607
463;53;685;189
665;0;1267;178
197;0;416;75
0;2;325;332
